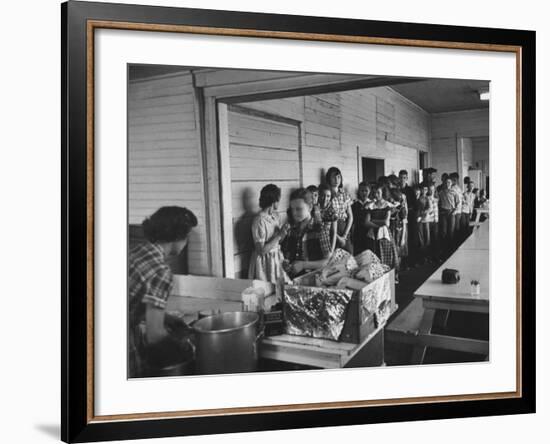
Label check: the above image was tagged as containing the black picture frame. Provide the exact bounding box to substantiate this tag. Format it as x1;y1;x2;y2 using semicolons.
62;1;536;442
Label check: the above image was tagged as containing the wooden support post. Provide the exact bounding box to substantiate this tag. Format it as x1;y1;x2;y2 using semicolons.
410;308;436;364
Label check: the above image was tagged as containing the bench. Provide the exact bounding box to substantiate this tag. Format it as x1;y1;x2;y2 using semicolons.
386;298;488;364
386;298;425;340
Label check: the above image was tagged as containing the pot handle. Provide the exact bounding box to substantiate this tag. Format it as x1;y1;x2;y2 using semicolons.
185;337;196;357
256;326;265;342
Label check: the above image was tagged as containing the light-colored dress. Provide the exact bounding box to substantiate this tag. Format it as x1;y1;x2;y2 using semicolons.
248;212;288;283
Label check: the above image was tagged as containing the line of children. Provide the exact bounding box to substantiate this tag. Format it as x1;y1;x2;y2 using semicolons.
247;169;488;284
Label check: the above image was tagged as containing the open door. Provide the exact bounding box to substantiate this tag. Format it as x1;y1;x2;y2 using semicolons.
362;157;385;184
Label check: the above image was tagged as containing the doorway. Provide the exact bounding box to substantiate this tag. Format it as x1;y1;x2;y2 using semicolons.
224;104;302;278
419;151;428;170
362;157;385;184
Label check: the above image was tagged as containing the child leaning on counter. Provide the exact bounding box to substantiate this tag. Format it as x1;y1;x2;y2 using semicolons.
281;188;333;278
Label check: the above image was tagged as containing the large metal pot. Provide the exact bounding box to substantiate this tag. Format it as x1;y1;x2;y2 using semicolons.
193;311;261;375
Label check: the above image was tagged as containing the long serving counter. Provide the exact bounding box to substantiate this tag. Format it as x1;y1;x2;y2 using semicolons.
388;221;490;364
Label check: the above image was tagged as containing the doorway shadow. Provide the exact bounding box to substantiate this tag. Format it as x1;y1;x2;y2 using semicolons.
233;187;258;279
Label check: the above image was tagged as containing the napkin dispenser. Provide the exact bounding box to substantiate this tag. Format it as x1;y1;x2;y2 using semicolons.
442;268;460;284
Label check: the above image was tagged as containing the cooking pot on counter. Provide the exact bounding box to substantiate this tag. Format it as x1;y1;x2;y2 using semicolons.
193;311;263;375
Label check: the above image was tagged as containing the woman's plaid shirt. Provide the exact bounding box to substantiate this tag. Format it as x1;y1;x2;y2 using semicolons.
128;242;173;328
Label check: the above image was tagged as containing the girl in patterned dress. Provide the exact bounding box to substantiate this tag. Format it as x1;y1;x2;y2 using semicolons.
389;186;409;261
317;183;338;253
351;182;373;255
365;185;400;273
325;166;354;253
248;184;289;284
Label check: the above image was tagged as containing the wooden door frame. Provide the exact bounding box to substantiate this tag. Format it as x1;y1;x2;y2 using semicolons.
198;72;421;277
218;103;303;278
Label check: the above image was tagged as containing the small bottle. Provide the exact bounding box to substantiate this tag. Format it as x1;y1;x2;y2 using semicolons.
470;280;481;297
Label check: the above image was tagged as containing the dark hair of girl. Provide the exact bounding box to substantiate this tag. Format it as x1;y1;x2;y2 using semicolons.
289;188;313;206
373;184;388;201
378;176;389;186
325;167;343;189
259;184;281;210
318;183;331;193
142;206;198;243
390;187;403;201
387;174;399;186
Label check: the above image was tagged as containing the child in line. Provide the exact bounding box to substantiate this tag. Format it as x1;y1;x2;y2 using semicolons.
282;188;333;278
307;184;322;225
407;186;421;266
365;185;400;273
416;184;432;263
462;180;476;237
438;177;460;253
474;189;489;222
427;183;439;259
351;182;373;255
326;167;354;252
318;183;338;254
248;184;289;284
449;172;463;240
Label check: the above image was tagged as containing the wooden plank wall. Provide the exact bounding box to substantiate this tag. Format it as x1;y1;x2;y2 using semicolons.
472;136;490;176
241;86;429;197
228;107;301;278
430;109;489;183
461;137;474;179
128;77;432;278
128;72;210;275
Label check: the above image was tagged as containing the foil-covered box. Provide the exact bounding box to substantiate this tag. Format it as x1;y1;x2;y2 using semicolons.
283;269;395;343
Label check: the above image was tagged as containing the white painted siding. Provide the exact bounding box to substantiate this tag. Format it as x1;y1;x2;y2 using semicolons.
430;109;489;183
241;86;429;196
226;86;430;275
431;137;458;179
462;137;474;176
128;75;432;278
472;136;490;176
128;73;209;275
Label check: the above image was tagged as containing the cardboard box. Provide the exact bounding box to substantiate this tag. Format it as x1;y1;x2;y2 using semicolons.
168;275;276;322
283;269;395;343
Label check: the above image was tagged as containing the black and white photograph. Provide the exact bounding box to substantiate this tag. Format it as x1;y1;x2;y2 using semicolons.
127;65;490;378
0;0;543;442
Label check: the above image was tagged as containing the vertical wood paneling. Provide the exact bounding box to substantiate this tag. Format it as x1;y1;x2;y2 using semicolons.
128;73;209;275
